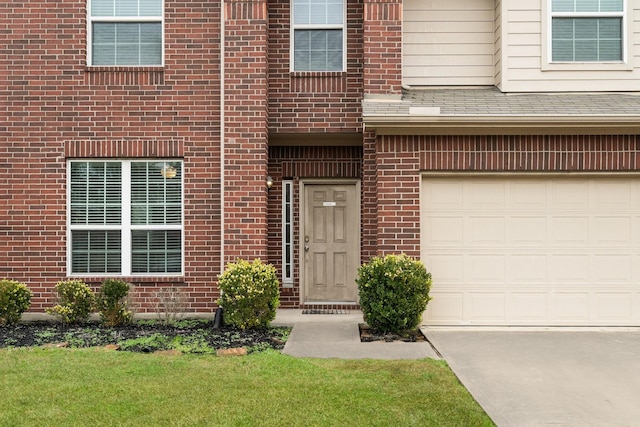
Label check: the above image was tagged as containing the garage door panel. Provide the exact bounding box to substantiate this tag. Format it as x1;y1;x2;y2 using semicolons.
551;255;590;283
634;293;640;322
594;181;632;208
510;181;547;208
425;181;464;208
634;216;640;243
595;293;633;322
509;216;547;246
469;292;505;321
593;217;632;245
427;292;464;322
422;175;640;326
551;217;589;245
469;254;505;283
469;182;505;208
634;253;640;285
424;253;464;283
509;293;549;322
423;216;463;245
553;293;590;322
469;216;505;244
592;255;632;283
552;181;589;208
509;254;547;283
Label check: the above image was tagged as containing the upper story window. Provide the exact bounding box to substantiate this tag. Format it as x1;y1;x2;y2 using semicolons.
68;160;183;276
88;0;164;66
551;0;624;62
291;0;345;72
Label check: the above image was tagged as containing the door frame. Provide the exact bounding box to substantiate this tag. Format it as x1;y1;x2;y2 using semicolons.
299;179;361;305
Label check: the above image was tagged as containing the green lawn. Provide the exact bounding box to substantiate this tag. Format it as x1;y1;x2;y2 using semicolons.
0;348;494;427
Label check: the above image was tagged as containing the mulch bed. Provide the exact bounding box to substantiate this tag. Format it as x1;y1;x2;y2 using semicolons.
359;323;427;343
0;320;288;354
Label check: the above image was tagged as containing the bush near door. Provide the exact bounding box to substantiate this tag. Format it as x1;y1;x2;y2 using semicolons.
218;259;280;330
357;254;432;334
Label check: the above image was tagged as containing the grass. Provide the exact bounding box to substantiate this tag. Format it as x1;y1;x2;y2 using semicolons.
0;348;494;427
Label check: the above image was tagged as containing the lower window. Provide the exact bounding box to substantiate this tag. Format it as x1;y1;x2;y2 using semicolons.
68;160;183;276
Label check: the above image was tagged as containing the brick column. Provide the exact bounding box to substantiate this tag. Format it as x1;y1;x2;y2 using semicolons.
363;0;404;257
376;136;421;257
224;0;269;262
363;0;402;94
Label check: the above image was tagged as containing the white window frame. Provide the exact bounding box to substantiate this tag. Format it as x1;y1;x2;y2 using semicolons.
67;159;184;277
543;0;631;71
282;180;294;286
290;0;347;72
87;0;165;67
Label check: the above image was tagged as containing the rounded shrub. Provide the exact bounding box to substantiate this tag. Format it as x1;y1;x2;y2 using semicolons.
217;259;280;330
0;279;32;326
46;279;95;324
356;253;432;334
96;279;133;327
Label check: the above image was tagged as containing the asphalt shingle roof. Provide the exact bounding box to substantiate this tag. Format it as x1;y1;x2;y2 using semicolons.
363;86;640;117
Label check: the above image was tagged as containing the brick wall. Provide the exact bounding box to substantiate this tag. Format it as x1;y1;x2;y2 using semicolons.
1;1;224;312
267;0;364;133
377;134;640;257
363;0;402;94
223;0;270;263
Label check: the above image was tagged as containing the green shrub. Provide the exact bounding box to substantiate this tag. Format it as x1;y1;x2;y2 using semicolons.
96;279;133;327
0;279;32;325
217;259;280;330
46;280;95;324
356;254;432;334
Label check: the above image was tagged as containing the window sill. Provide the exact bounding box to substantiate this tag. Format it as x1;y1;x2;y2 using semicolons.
542;62;633;72
86;66;165;72
84;67;165;85
68;275;185;285
290;71;347;78
289;71;348;92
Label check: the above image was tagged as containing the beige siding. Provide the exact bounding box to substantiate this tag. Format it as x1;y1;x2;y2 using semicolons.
403;0;495;86
495;0;503;88
500;1;640;92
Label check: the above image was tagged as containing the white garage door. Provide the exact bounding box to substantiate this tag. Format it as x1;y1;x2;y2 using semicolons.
421;175;640;326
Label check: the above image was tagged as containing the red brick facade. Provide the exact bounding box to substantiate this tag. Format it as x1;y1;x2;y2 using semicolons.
224;0;269;262
267;0;363;133
2;1;639;314
363;0;402;94
1;1;224;312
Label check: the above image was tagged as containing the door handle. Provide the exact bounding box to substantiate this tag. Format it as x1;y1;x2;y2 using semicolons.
304;245;309;252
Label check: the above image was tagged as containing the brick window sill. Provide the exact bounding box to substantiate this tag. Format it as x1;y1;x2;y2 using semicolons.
290;71;347;78
70;276;186;286
85;66;165;85
290;71;347;92
86;66;165;72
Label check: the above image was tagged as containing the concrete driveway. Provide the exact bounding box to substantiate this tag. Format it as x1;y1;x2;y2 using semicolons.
425;330;640;427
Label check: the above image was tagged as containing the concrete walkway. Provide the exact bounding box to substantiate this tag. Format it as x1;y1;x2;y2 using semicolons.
273;309;439;360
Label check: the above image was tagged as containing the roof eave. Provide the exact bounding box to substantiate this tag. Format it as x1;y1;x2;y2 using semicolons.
363;115;640;136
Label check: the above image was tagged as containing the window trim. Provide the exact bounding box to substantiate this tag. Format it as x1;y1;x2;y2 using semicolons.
67;159;184;277
282;180;294;286
289;0;347;72
542;0;632;71
87;0;165;67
